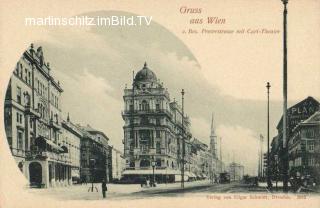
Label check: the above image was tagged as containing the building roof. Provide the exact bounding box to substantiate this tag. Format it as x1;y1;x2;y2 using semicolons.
134;62;158;83
61;120;83;138
81;124;109;141
301;110;320;124
293;111;320;132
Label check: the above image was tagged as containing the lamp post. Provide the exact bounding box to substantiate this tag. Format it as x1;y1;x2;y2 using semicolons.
151;160;156;187
281;0;289;193
266;82;272;189
274;154;279;191
181;89;185;189
89;158;96;192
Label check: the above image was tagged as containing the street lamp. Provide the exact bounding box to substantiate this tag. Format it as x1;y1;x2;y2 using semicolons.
151;160;156;187
89;158;96;192
266;82;272;189
281;0;289;193
274;154;279;191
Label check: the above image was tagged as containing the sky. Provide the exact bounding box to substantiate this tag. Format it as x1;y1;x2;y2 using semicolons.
26;7;320;176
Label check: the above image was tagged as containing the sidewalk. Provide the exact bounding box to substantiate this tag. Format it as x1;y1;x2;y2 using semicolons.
257;181;320;193
26;180;213;200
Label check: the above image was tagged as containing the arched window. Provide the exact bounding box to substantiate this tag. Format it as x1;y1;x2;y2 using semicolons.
141;100;149;111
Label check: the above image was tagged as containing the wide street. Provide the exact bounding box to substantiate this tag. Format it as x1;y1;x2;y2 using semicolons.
26;180;269;201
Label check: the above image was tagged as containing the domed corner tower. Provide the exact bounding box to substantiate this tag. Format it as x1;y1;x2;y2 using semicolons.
122;62;177;183
133;62;161;90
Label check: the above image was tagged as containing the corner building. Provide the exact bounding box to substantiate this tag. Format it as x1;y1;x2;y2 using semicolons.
122;63;192;183
4;44;72;188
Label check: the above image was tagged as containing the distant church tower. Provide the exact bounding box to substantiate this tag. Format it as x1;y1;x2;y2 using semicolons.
210;113;217;158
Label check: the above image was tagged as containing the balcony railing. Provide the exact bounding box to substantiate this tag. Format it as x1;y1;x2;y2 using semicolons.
25;105;41;118
10;147;26;157
125;166;169;170
122;109;172;118
49;119;61;129
25;150;71;164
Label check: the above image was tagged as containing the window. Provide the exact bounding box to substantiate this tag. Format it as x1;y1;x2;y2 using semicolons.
140;116;149;125
309;141;314;151
301;141;306;151
156;130;160;138
156;142;161;154
156;118;160;125
156;159;161;167
28;72;31;84
306;129;314;138
16;86;21;104
15;63;19;75
16;112;19;123
17;130;23;150
308;158;315;166
19;64;23;78
24;68;27;82
156;103;160;111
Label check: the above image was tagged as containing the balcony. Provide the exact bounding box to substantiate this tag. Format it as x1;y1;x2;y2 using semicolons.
26;150;71;164
122;109;172;118
25;105;41;118
10;147;26;157
49;119;61;130
133;147;158;156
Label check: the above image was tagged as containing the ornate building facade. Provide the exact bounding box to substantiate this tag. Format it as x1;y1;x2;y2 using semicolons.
4;44;72;188
61;115;82;183
121;63;192;182
78;125;109;183
270;96;319;181
288;111;320;181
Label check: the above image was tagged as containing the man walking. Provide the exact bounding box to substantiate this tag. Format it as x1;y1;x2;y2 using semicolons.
101;180;107;198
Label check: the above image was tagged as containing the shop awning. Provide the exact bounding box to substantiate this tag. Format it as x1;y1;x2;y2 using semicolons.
45;139;64;152
37;136;64;152
123;169;181;175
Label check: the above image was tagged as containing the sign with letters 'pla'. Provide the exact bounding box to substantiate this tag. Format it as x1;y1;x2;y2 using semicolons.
287;97;319;133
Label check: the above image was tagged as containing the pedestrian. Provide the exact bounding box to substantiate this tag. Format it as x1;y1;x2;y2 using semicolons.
146;178;150;187
101;180;107;198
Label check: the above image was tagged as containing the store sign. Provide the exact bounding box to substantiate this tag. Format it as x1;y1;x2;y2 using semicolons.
288;97;319;133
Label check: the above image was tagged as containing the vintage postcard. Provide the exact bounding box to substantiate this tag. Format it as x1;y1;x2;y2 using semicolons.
0;0;319;207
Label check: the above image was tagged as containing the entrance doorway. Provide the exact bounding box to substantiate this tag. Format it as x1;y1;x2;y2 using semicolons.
29;162;42;185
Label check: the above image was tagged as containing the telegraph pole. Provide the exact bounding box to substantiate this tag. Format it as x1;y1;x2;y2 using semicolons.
281;0;289;192
181;89;185;189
